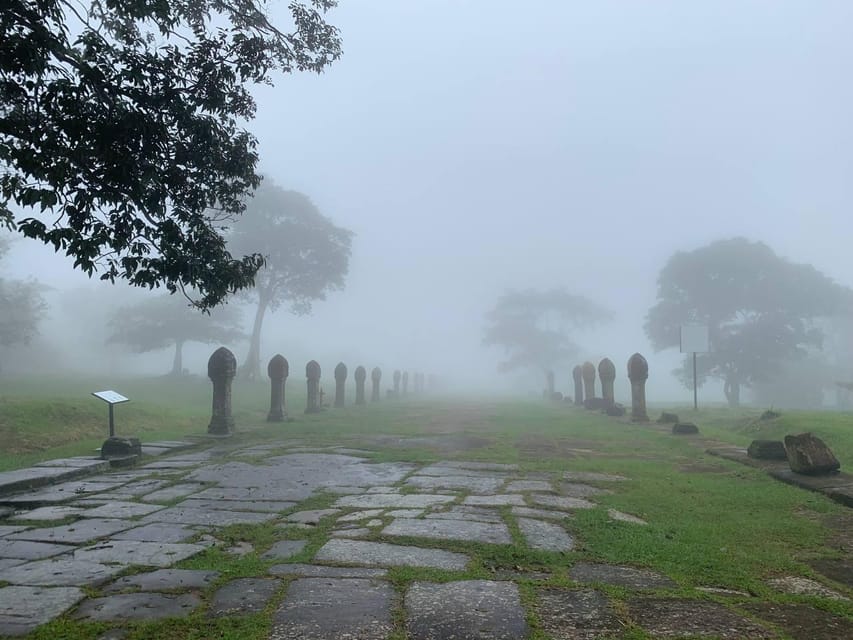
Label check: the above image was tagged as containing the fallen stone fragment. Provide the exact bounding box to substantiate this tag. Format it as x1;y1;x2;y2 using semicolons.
747;440;787;460
672;422;699;435
784;433;841;475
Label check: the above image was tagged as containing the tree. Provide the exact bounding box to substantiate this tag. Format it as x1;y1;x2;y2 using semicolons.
108;294;244;376
482;288;611;384
228;179;353;379
1;1;342;309
0;236;46;349
645;238;851;406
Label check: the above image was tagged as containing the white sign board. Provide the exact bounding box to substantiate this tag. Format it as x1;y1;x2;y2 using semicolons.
680;325;709;353
92;390;129;404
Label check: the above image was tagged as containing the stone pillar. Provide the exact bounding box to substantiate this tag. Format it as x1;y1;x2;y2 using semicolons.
581;361;596;403
402;371;409;396
355;366;366;405
598;358;615;409
546;370;555;397
267;354;289;422
334;362;347;408
628;353;649;422
207;347;236;435
371;367;382;402
393;370;401;396
572;365;583;406
305;360;321;414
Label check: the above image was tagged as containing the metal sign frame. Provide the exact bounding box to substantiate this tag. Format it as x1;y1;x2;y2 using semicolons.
679;325;709;411
92;390;130;437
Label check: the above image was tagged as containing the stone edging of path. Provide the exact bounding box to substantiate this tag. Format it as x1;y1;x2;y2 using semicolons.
707;446;853;508
0;441;199;499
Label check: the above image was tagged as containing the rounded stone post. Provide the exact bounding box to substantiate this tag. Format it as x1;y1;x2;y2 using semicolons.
371;367;382;402
402;371;409;396
581;361;596;403
546;370;555;397
207;347;236;435
267;354;289;422
354;366;367;405
334;362;347;408
628;353;649;422
393;370;401;396
305;360;321;414
572;365;583;406
598;358;616;409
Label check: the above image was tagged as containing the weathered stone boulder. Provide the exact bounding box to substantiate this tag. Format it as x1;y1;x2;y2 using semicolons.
606;403;626;417
784;433;840;475
657;412;679;424
672;422;699;435
747;439;787;460
101;436;141;458
584;397;606;410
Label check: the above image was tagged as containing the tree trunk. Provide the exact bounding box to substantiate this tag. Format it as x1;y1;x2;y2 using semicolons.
241;297;269;381
723;375;741;407
170;340;184;377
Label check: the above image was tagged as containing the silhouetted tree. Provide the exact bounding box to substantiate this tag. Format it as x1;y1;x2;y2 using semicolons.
0;237;46;350
1;1;341;309
645;238;851;406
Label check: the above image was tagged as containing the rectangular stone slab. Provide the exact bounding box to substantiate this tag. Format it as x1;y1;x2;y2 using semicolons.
425;506;505;523
537;588;623;639
111;523;198;544
270;578;393;640
314;539;469;570
530;495;596;510
73;592;201;622
78;501;165;519
72;540;205;567
9;506;86;522
382;518;512;545
139;483;206;503
104;568;219;593
6;518;135;545
176;498;296;513
138;506;276;527
406;580;527;640
0;585;85;636
0;540;70;560
334;494;456;509
517;518;574;552
34;458;111;472
463;494;525;507
0;558;123;586
405;475;504;493
268;564;387;578
0;467;89;497
1;480;128;506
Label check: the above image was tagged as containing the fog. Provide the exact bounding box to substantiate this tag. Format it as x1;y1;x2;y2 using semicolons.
4;1;853;405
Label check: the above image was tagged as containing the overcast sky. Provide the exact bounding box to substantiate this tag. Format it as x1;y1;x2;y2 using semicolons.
7;1;853;401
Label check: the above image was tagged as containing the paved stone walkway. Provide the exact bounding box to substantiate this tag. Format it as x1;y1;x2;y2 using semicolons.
0;440;850;638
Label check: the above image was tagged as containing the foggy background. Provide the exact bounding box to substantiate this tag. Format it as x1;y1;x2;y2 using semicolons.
4;1;853;404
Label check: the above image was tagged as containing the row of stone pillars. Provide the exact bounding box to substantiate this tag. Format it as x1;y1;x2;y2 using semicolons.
206;346;425;435
561;353;649;422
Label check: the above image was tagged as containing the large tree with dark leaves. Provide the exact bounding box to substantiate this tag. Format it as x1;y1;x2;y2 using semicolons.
645;238;851;406
228;179;352;379
1;1;341;309
482;289;610;385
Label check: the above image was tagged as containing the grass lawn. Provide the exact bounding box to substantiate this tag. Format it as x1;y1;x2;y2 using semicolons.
1;376;852;638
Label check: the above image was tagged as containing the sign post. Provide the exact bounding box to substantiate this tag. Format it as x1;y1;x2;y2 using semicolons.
91;390;130;437
680;325;709;411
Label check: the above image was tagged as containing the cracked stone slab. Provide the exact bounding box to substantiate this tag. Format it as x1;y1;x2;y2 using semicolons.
139;483;206;503
79;501;165;519
570;563;676;589
139;506;276;527
271;578;393;640
628;598;773;639
405;474;504;493
334;493;455;509
9;506;86;521
406;580;527;640
463;494;525;506
104;569;219;593
511;506;570;521
72;540;205;567
562;472;627;483
0;585;85;636
178;498;295;513
537;588;622;640
269;564;387;578
0;525;29;538
0;539;70;560
315;539;469;570
425;505;504;523
338;509;384;522
518;518;574;552
1;480;128;506
74;592;201;622
0;557;123;586
0;466;92;496
285;509;339;525
261;540;308;560
112;523;197;543
608;509;648;525
210;577;280;616
7;518;135;545
0;559;25;570
383;517;511;544
531;495;596;510
505;480;554;493
561;483;613;498
767;576;849;600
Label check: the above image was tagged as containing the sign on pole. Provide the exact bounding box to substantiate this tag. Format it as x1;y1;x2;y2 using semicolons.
92;390;130;437
680;325;709;410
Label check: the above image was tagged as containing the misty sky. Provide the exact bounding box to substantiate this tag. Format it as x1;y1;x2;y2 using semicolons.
7;1;853;401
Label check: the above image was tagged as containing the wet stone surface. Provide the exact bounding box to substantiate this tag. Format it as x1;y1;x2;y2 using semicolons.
6;518;135;544
74;592;201;622
104;569;219;593
270;578;393;640
570;562;676;589
285;509;339;525
0;585;85;636
209;577;280;616
517;518;574;551
111;523;198;543
628;598;774;639
743;602;853;640
0;539;70;560
537;588;623;640
314;539;469;570
383;517;512;544
0;557;122;586
406;580;528;640
79;501;165;519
